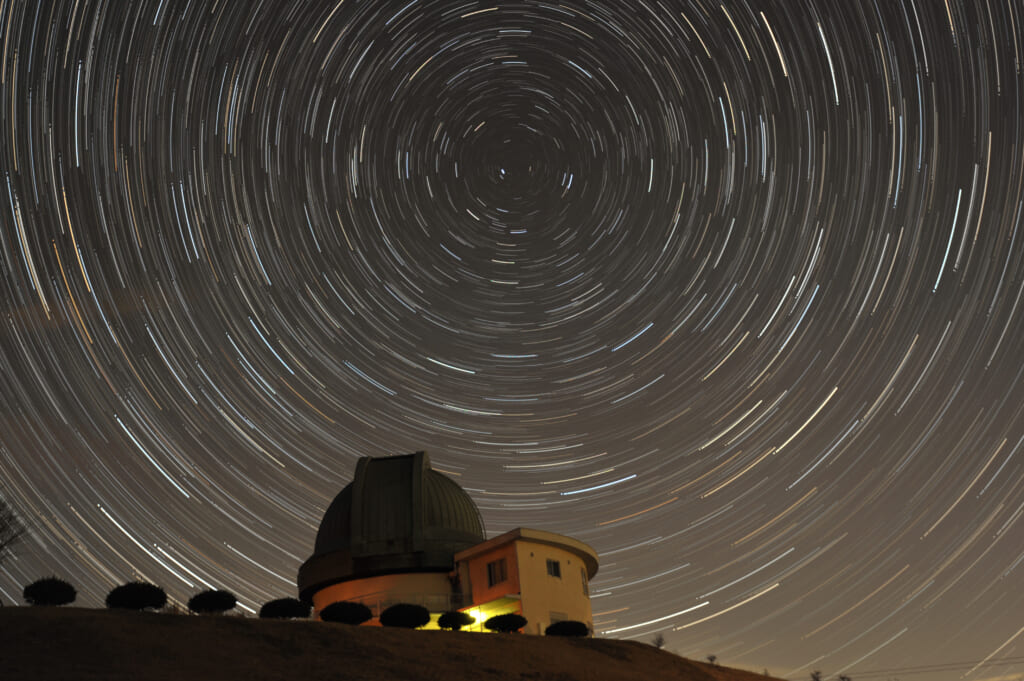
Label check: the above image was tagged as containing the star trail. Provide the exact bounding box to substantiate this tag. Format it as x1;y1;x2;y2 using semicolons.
2;1;1024;679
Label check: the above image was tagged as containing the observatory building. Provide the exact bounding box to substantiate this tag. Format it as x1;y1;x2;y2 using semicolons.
297;451;599;634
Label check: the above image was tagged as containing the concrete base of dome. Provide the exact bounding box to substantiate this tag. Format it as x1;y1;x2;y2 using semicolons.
298;548;460;604
312;572;461;618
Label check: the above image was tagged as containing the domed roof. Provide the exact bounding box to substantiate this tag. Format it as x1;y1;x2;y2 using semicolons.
298;451;485;602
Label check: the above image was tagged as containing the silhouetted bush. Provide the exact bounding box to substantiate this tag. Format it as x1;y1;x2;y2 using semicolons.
105;582;167;610
23;577;76;606
188;589;236;614
259;597;310;619
379;603;431;629
319;600;372;625
484;613;527;633
438;610;476;631
544;620;589;637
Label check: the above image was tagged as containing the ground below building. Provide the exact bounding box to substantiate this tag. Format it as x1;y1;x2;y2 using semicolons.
0;606;785;681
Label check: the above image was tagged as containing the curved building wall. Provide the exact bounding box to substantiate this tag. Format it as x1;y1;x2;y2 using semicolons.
515;540;593;635
313;572;455;619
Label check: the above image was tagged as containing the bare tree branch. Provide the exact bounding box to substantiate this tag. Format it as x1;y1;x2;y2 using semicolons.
0;494;26;564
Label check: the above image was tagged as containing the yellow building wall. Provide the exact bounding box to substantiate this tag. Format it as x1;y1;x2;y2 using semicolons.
312;572;453;618
514;541;593;635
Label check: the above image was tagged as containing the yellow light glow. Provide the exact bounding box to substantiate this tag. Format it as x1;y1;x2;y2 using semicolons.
464;607;486;627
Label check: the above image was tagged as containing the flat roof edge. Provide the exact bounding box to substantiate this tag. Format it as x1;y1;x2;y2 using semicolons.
454;527;599;579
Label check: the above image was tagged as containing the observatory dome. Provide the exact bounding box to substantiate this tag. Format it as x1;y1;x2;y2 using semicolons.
298;451;485;602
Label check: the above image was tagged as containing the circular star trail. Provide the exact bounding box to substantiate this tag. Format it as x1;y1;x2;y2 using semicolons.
2;2;1024;679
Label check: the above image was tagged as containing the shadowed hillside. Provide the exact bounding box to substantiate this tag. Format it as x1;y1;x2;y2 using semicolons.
0;606;784;681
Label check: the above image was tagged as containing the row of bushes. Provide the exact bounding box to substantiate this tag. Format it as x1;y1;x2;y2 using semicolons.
282;600;588;636
22;577;242;614
319;601;544;633
18;578;590;636
296;600;589;636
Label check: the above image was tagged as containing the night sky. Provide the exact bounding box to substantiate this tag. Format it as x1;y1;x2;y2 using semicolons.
1;1;1023;679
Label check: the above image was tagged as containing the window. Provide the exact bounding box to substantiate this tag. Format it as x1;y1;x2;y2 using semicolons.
581;567;588;596
487;558;507;587
546;559;561;578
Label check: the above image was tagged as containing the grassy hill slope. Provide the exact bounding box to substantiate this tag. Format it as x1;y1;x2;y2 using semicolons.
0;606;783;681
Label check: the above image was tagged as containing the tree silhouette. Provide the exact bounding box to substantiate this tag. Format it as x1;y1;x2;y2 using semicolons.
652;633;666;649
707;655;718;666
319;600;372;625
438;610;475;630
106;582;167;610
544;620;589;637
484;613;527;633
379;603;431;629
259;597;311;619
810;671;823;681
188;589;236;614
23;577;76;606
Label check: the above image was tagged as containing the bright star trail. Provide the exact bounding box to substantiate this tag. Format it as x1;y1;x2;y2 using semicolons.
2;2;1024;679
